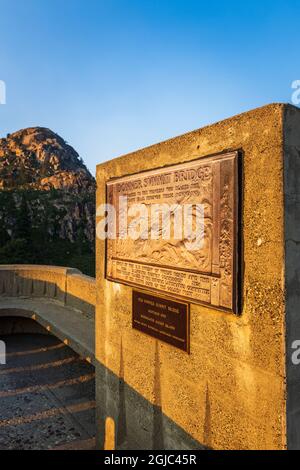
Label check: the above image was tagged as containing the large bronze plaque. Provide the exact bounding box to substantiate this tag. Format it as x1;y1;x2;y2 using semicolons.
106;151;239;312
132;290;190;352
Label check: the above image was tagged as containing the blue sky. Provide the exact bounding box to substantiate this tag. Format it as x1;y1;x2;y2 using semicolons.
0;0;299;173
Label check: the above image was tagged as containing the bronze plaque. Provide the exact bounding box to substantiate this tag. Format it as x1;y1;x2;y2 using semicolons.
132;290;190;352
106;151;239;312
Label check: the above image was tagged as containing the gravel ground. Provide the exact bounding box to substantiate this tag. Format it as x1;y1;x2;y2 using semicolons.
0;333;95;450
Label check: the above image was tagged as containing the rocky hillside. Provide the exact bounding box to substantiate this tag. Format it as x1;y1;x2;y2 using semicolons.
0;127;95;192
0;127;95;276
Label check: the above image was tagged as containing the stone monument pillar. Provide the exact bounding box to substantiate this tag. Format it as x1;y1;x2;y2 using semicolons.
95;103;300;450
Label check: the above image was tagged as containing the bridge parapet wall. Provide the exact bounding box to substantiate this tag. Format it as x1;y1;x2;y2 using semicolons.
0;265;95;317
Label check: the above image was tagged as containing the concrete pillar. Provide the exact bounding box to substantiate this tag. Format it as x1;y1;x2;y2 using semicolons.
95;103;300;450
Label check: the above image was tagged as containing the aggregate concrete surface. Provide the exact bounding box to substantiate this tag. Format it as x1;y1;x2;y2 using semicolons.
0;333;95;450
96;103;289;449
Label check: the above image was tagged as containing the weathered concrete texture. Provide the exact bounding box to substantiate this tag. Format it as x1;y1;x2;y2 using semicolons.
0;333;95;450
284;106;300;449
66;273;96;319
0;265;95;363
0;265;96;315
96;103;293;450
96;360;205;450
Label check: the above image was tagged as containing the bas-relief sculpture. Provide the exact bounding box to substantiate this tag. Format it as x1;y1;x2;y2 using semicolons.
106;151;239;313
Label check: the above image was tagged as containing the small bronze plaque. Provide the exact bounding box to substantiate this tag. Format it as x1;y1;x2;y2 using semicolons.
132;290;190;353
106;151;240;313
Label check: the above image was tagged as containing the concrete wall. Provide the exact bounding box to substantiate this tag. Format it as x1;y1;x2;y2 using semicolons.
284;106;300;449
96;103;297;450
0;264;96;363
66;272;96;319
0;265;96;317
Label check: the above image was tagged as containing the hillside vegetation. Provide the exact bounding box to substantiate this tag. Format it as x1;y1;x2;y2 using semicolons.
0;127;95;276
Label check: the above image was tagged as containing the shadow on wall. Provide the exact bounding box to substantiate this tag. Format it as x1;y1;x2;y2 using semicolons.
96;348;209;450
0;316;53;335
0;265;95;318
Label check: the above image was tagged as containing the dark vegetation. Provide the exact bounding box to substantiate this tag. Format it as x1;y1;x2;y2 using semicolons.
0;128;96;277
0;189;95;277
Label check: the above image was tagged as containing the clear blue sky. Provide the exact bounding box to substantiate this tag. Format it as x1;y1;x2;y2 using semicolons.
0;0;299;174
